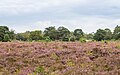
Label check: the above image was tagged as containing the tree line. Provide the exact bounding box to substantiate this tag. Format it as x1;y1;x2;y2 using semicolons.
0;25;120;42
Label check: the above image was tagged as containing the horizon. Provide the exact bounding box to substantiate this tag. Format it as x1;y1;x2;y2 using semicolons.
0;0;120;33
0;25;118;34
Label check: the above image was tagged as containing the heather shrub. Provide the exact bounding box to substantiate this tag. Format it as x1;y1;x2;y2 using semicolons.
34;66;48;75
0;42;119;75
67;61;75;67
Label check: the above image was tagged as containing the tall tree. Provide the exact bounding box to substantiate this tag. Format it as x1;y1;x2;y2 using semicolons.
85;33;94;40
113;25;120;40
73;29;84;40
0;26;10;41
16;33;28;41
44;26;57;41
104;28;112;40
93;29;106;41
69;32;76;42
3;34;10;42
30;30;43;41
57;26;70;41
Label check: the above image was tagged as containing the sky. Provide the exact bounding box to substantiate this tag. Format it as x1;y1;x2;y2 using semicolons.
0;0;120;33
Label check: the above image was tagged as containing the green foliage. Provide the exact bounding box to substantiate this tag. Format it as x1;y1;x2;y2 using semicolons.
45;36;52;42
113;25;120;40
94;29;106;41
104;28;112;40
57;26;70;41
85;33;94;40
44;26;73;41
73;29;84;40
15;30;43;41
0;26;9;41
8;30;15;40
69;36;75;42
16;33;28;41
44;26;57;41
62;37;69;41
79;38;86;43
94;28;113;41
30;30;43;41
1;25;120;42
3;34;10;42
0;26;15;42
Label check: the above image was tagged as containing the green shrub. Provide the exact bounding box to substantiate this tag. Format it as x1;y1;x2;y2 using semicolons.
69;37;75;42
3;34;10;42
62;37;69;41
45;36;52;42
79;38;86;43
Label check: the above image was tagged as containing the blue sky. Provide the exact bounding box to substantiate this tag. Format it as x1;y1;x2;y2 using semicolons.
0;0;120;33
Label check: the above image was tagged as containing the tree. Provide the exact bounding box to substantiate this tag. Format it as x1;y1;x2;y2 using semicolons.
16;32;29;41
69;32;76;42
85;33;94;40
16;33;25;41
113;25;120;40
30;30;43;41
44;26;57;41
104;28;112;40
6;30;15;41
3;34;10;42
57;26;70;41
93;29;106;41
0;26;10;41
73;29;84;40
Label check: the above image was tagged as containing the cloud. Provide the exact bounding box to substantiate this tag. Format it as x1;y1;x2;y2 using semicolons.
1;0;120;18
0;0;120;33
6;16;117;33
0;0;86;16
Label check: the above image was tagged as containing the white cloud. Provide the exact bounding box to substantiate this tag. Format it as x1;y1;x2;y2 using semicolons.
11;16;117;33
0;0;120;33
0;0;87;15
0;0;120;16
30;21;52;31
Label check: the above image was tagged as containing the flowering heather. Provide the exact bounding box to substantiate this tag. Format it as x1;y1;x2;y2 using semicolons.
0;42;120;75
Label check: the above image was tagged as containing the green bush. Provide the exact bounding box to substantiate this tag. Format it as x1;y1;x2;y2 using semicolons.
3;34;10;42
70;37;75;42
79;38;86;43
62;37;69;41
45;36;52;42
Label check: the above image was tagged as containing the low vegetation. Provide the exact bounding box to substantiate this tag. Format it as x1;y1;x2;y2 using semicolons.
0;42;119;75
0;25;120;75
